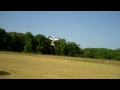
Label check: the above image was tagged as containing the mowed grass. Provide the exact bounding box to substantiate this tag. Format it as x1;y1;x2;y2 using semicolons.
0;52;120;79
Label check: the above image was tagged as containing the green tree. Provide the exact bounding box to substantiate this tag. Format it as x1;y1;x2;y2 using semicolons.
0;28;7;50
15;32;25;52
23;32;33;53
54;39;67;55
8;32;18;51
64;42;80;57
35;34;44;54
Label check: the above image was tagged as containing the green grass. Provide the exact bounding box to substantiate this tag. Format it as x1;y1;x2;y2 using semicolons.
0;52;120;79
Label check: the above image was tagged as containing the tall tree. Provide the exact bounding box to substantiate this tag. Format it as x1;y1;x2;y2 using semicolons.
0;28;7;50
9;32;17;51
16;32;25;52
35;34;46;54
23;32;33;52
54;39;67;55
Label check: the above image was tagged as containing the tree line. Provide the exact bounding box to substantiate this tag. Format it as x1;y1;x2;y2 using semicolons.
0;28;120;61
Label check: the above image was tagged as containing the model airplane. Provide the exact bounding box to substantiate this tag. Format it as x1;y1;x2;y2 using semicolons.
48;35;59;46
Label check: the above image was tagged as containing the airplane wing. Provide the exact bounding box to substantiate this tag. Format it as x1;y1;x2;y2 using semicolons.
48;36;53;40
48;36;59;41
54;37;59;41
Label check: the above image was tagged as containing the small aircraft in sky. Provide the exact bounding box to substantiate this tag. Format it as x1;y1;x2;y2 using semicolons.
48;35;59;46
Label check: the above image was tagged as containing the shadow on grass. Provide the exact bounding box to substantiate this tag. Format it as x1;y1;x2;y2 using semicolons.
0;71;11;76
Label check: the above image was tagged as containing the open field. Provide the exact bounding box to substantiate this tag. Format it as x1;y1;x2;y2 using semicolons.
0;52;120;79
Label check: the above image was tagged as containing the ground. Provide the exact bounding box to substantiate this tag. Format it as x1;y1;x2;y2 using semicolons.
0;52;120;79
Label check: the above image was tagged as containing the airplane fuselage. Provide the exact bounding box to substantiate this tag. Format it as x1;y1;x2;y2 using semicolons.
51;38;55;46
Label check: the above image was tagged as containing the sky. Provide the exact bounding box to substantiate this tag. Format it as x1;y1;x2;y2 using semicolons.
0;11;120;50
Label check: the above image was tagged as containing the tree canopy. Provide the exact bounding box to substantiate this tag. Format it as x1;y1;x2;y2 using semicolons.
0;27;120;61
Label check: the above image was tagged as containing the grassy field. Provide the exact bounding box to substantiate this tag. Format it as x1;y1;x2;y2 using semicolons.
0;52;120;79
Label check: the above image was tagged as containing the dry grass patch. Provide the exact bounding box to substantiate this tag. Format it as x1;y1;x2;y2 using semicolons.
0;52;120;79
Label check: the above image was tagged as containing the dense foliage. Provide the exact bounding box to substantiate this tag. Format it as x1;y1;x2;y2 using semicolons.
0;28;120;61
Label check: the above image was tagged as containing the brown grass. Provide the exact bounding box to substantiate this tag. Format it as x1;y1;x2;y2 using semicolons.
0;52;120;79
